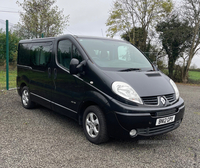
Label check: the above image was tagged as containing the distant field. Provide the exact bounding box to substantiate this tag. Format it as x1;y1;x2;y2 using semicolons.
161;69;200;83
188;71;200;81
0;69;200;90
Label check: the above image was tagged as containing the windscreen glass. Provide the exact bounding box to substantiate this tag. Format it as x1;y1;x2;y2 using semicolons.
78;38;153;71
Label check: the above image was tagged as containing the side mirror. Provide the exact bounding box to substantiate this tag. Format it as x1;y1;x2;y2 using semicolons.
70;58;86;75
70;58;79;74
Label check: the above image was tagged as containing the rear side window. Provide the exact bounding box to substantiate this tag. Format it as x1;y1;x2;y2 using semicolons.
18;42;52;71
18;43;31;66
30;42;52;71
57;40;83;69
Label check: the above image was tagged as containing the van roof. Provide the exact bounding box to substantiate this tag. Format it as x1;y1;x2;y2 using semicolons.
19;36;56;43
19;34;124;43
74;35;123;41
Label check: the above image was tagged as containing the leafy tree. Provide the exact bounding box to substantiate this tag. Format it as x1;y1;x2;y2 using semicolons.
15;0;69;39
182;0;200;83
0;29;20;65
121;27;160;63
156;14;192;79
121;27;147;51
106;0;173;51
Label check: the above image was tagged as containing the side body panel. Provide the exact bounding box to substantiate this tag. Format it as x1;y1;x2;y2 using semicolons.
50;36;87;120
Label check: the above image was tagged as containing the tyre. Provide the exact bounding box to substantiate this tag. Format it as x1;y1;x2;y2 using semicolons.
83;105;109;144
21;86;35;109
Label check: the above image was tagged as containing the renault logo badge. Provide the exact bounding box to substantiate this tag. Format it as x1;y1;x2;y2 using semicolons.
161;97;166;105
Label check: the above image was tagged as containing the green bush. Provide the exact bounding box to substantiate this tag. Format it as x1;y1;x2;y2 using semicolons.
0;29;20;66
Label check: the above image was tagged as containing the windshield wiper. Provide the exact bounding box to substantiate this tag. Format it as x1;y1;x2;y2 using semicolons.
146;69;155;72
119;68;141;72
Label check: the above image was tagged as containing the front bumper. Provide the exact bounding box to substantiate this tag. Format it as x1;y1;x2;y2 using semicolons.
106;97;185;139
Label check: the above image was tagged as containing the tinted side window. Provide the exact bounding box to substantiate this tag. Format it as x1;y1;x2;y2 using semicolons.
18;43;31;66
30;42;52;71
57;40;72;69
57;40;83;69
73;45;82;63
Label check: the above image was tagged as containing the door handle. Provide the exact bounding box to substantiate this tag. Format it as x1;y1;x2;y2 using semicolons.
54;68;57;79
48;67;51;78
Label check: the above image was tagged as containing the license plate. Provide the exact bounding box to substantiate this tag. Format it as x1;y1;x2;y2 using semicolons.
156;115;175;126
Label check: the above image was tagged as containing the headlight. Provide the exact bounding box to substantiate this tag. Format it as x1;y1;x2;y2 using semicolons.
112;81;143;104
170;79;180;100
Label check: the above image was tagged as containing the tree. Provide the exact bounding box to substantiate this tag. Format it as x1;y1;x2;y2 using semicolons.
121;27;147;51
121;27;161;63
0;29;20;66
106;0;173;51
16;0;69;39
156;14;192;79
182;0;200;83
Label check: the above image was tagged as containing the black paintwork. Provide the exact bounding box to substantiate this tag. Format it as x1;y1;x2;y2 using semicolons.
17;34;185;139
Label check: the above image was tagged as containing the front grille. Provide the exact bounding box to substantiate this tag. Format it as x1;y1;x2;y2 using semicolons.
137;120;182;136
137;122;175;135
142;96;158;105
155;108;177;117
142;94;176;106
165;94;176;103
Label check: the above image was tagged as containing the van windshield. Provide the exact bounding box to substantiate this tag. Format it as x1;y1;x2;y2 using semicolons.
78;38;153;71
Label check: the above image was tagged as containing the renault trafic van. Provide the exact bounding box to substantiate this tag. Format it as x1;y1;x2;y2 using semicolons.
17;34;185;144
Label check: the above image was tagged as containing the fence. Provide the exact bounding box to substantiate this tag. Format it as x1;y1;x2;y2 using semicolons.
0;20;16;91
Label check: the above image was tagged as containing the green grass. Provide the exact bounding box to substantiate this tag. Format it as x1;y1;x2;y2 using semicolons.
188;71;200;81
0;70;17;90
161;69;200;82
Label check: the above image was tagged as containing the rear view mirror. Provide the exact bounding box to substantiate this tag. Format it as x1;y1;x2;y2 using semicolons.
70;58;79;74
70;58;86;75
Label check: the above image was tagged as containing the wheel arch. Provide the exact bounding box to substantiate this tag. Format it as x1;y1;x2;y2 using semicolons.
17;74;30;96
17;82;27;96
78;91;112;125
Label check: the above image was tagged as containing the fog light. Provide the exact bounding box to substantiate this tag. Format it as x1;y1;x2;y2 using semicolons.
130;129;137;137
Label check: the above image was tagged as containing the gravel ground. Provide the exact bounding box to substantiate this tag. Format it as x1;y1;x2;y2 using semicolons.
0;84;200;168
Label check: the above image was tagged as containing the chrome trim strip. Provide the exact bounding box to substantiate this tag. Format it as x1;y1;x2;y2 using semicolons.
52;101;77;113
31;92;51;102
179;105;185;111
30;93;77;114
142;96;159;107
115;105;185;117
142;95;177;107
115;112;151;117
31;69;45;73
17;64;32;70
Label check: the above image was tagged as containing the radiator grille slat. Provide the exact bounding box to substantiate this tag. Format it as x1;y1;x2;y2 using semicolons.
142;94;176;106
165;94;176;103
142;96;158;105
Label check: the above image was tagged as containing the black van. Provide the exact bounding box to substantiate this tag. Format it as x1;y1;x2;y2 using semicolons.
17;34;185;144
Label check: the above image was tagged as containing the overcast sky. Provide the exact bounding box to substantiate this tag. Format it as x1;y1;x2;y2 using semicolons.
0;0;200;68
0;0;113;36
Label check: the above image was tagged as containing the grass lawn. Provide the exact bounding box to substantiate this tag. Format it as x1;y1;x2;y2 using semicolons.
188;71;200;81
0;70;17;90
161;69;200;82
